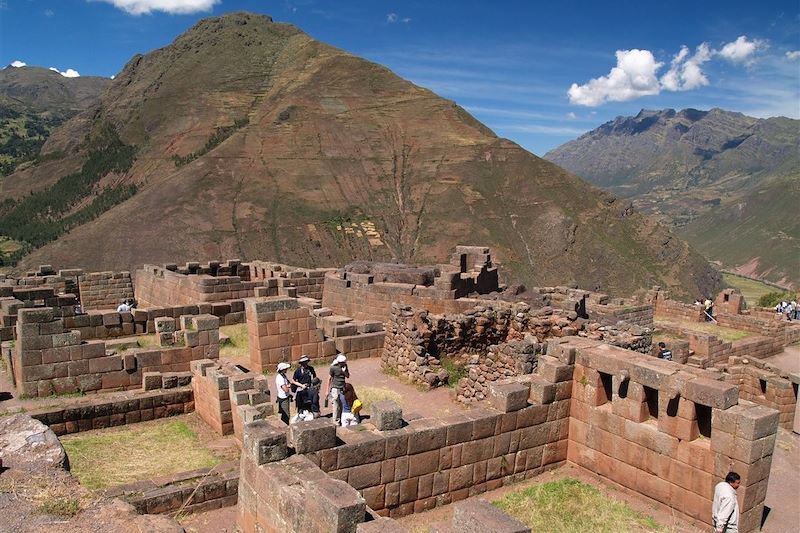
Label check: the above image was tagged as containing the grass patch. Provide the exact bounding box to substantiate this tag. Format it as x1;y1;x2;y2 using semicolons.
440;356;467;388
658;320;754;343
493;478;662;532
357;386;402;410
220;323;249;361
722;273;788;307
61;420;224;489
36;496;81;518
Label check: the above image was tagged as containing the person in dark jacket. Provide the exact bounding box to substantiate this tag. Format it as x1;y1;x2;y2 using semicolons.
293;355;320;417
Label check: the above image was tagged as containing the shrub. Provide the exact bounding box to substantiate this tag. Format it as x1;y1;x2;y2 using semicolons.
758;291;795;308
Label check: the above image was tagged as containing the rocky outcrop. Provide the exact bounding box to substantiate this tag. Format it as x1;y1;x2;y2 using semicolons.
0;414;68;470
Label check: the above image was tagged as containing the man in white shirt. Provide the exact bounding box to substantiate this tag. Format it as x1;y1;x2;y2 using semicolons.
116;300;131;313
275;362;305;425
712;472;740;533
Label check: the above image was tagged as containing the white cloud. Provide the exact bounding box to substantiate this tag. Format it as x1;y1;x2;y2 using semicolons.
786;50;800;61
43;9;54;17
568;49;662;106
94;0;220;15
386;13;398;23
49;67;80;78
718;35;767;64
566;112;577;119
402;17;411;23
10;60;26;68
660;43;712;91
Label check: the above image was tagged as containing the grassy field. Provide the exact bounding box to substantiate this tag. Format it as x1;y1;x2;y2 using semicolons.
493;478;662;532
656;319;753;342
722;272;788;307
61;419;225;489
358;385;402;410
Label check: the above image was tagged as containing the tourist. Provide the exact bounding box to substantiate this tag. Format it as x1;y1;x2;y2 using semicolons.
339;383;362;426
116;300;132;313
704;297;714;322
276;362;305;425
712;472;740;532
293;355;321;417
326;353;350;425
656;342;673;361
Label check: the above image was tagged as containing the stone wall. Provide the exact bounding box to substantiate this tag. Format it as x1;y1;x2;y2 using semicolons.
28;387;194;436
559;337;778;532
78;271;135;310
135;263;268;307
381;302;651;394
248;261;332;300
191;359;272;442
11;309;219;397
105;461;239;516
321;246;500;323
245;296;385;371
723;356;799;429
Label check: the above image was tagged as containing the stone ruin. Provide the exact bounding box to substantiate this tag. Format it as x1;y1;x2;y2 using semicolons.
0;245;796;532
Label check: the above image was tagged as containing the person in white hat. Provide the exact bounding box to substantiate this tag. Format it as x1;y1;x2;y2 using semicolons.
276;361;306;425
326;353;350;424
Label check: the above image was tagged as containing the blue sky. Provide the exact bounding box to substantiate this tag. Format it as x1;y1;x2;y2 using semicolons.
1;0;798;155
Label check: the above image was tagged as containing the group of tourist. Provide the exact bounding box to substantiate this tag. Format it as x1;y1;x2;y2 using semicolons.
274;353;362;426
694;297;715;321
774;300;798;321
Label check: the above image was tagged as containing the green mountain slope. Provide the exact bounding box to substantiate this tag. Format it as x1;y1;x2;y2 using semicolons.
545;108;799;287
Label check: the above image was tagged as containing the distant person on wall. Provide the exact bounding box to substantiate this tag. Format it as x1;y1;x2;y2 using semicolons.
116;300;132;313
657;342;673;361
326;354;350;425
293;355;321;417
704;297;714;321
712;472;741;533
276;362;305;425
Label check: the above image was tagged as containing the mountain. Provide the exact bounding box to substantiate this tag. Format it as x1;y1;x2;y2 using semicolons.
545;108;799;287
0;66;110;176
0;13;721;299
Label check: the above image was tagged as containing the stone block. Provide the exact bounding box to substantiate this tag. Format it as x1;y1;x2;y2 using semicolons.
488;381;530;412
537;355;574;383
17;308;54;324
683;378;738;409
243;421;288;465
154;317;176;334
289;418;337;454
372;400;404;431
453;499;530;533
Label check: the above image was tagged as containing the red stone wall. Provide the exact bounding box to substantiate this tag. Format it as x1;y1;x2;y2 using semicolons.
12;309;219;397
78;271;134;310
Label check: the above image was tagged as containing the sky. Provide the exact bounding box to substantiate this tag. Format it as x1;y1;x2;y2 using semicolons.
0;0;798;155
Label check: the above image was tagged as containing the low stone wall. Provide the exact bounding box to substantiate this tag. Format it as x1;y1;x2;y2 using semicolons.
78;271;134;311
191;359;272;442
135;263;269;307
382;302;650;393
105;461;239;516
723;356;799;429
248;261;332;300
11;309;219;397
245;296;385;371
28;387;194;436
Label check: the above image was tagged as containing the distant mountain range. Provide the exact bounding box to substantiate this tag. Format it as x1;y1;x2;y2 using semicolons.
0;66;110;176
546;108;799;287
0;13;721;299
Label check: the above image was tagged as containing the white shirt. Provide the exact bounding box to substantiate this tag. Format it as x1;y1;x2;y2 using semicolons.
712;481;739;530
276;373;289;400
117;303;131;313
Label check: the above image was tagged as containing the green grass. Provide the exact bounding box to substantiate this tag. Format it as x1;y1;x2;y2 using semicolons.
493;478;662;532
220;323;249;361
358;386;402;410
61;420;224;489
722;273;788;307
440;356;467;388
36;497;81;518
656;319;754;343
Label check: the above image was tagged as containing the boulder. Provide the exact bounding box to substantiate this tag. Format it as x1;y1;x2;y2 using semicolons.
0;414;68;470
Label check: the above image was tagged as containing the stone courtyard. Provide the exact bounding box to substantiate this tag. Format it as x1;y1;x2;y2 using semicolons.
1;246;798;532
